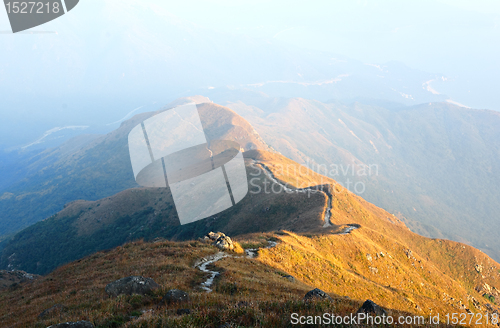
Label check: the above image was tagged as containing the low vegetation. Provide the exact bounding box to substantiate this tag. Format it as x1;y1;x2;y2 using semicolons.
0;237;457;327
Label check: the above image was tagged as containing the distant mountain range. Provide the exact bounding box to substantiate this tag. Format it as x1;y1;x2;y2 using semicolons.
213;93;500;260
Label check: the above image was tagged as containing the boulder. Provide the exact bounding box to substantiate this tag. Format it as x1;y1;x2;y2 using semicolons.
161;289;190;304
283;275;295;282
356;300;387;316
46;321;94;328
303;288;333;302
177;308;191;315
207;232;225;240
39;304;66;319
218;324;232;328
215;235;234;251
105;276;159;297
205;231;234;251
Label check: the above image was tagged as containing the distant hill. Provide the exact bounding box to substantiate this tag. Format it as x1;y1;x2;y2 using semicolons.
0;97;272;239
220;96;500;261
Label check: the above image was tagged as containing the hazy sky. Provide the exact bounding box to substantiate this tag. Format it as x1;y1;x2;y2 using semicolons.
160;0;500;110
161;1;500;67
2;0;498;73
1;0;499;148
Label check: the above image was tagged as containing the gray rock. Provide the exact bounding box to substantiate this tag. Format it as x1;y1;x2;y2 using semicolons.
283;275;295;282
177;308;191;315
46;321;94;328
215;235;234;251
357;300;387;316
303;288;333;302
105;276;159;297
218;324;232;328
162;289;190;304
207;232;225;240
206;231;234;251
39;304;66;318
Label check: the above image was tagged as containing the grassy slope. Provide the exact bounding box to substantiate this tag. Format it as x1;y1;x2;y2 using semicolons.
249;150;500;321
0;237;451;328
1;150;500;326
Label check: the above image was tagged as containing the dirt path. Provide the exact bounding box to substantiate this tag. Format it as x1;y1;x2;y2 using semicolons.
245;240;278;259
195;162;360;292
254;161;332;227
194;252;230;292
195;241;278;293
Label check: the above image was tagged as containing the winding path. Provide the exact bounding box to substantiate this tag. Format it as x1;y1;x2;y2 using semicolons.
245;241;278;259
195;161;359;292
253;161;332;227
194;252;230;292
195;241;278;293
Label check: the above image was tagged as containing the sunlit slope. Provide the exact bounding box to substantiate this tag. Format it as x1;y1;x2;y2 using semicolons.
0;237;435;328
227;98;500;260
247;150;500;320
2;149;500;326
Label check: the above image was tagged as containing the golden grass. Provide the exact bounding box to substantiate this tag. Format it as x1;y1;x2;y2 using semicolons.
0;237;456;328
1;150;498;327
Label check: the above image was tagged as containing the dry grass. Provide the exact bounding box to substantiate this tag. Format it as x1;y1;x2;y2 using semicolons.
0;237;458;328
2;150;499;327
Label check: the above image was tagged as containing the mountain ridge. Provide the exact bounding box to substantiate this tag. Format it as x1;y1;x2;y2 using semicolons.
0;99;272;239
219;95;500;260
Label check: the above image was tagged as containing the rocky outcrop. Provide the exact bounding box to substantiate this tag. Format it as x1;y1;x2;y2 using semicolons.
356;300;387;316
0;270;39;289
303;288;333;302
205;232;234;251
46;321;94;328
162;289;190;304
105;276;159;297
176;308;191;315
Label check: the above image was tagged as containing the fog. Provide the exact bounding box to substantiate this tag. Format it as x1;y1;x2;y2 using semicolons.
0;0;499;149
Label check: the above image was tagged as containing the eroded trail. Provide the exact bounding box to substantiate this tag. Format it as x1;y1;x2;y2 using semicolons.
195;241;278;292
340;225;359;234
254;161;332;227
195;162;361;292
194;252;230;292
245;241;278;259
